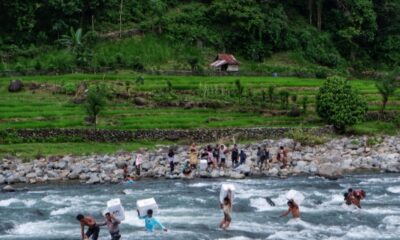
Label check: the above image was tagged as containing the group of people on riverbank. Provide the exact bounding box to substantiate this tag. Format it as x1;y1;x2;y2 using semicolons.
127;143;290;179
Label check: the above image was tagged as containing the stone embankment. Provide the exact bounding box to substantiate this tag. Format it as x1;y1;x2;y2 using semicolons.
1;136;400;188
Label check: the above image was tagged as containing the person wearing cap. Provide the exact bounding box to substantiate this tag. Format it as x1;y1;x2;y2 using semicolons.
280;199;300;219
137;209;167;232
98;212;121;240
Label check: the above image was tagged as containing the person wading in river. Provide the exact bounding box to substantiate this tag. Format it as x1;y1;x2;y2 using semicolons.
98;212;121;240
280;199;300;219
76;214;100;240
138;209;168;232
219;189;233;230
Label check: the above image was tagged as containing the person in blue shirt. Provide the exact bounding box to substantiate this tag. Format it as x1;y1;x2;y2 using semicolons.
137;209;168;232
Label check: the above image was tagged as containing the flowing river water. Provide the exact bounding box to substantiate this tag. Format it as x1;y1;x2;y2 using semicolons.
1;174;400;240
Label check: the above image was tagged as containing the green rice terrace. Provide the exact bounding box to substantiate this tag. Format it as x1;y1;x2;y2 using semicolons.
1;71;399;158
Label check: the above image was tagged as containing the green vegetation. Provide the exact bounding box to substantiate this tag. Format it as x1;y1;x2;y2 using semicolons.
1;1;399;74
316;76;368;131
1;0;400;158
0;141;170;160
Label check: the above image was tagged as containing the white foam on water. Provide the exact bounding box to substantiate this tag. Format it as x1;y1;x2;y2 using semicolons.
7;220;75;237
50;206;74;216
188;182;214;188
360;177;400;185
0;198;36;207
381;215;400;226
249;198;274;212
344;225;386;239
387;186;400;194
122;210;143;226
216;237;259;240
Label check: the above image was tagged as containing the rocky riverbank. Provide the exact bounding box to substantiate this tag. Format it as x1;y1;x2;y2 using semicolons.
1;135;400;188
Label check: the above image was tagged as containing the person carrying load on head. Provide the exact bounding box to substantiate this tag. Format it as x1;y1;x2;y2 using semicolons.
137;209;167;232
219;189;233;230
98;212;121;240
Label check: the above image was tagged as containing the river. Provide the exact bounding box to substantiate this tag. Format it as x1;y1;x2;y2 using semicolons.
1;174;400;240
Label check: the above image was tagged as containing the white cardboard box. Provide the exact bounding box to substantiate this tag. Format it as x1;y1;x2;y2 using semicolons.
137;198;159;217
219;184;235;204
107;198;125;221
199;159;208;170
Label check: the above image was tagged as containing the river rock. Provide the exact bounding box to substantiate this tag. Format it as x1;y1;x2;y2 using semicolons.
8;80;23;92
26;172;37;180
6;175;19;184
86;174;101;184
113;169;124;179
317;163;342;180
47;171;60;179
55;161;68;170
234;165;251;176
0;175;5;184
230;172;245;179
2;185;15;192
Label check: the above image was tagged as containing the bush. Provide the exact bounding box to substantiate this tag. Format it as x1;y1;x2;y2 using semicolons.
131;57;145;71
63;83;76;95
302;96;309;113
34;60;42;71
393;115;400;128
316;76;367;132
287;128;326;146
287;106;301;117
315;70;328;79
279;90;289;109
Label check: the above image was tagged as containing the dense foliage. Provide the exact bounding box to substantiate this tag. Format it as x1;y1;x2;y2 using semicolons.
316;76;368;131
1;0;399;70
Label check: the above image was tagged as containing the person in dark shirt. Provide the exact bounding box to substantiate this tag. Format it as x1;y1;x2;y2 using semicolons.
231;144;239;168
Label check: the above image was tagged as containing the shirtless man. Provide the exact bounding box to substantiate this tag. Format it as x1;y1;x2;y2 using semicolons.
76;214;100;240
280;199;300;219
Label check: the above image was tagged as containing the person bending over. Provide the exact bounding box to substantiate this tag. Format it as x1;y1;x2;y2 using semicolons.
138;209;168;232
280;199;300;219
77;214;100;240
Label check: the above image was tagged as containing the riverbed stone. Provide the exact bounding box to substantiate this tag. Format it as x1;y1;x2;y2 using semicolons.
0;175;5;184
86;174;101;184
3;185;15;192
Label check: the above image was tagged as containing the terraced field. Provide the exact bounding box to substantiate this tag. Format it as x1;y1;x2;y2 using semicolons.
0;72;399;130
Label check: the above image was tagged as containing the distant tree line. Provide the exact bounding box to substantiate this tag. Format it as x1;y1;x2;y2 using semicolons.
0;0;399;70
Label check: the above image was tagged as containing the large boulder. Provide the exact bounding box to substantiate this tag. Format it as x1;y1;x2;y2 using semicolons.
317;163;343;180
2;185;15;192
234;165;251;176
134;97;147;106
8;80;23;92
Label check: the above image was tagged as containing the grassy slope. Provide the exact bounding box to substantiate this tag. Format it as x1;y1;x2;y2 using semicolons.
0;72;399;158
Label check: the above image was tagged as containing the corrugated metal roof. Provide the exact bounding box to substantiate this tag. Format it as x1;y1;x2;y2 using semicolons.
210;60;227;67
216;54;239;65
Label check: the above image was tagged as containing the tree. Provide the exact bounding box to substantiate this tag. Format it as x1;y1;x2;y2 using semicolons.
85;85;106;130
316;76;367;132
58;28;92;66
375;70;400;115
235;79;244;104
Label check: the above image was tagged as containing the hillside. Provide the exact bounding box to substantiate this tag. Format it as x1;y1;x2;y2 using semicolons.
1;0;399;74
